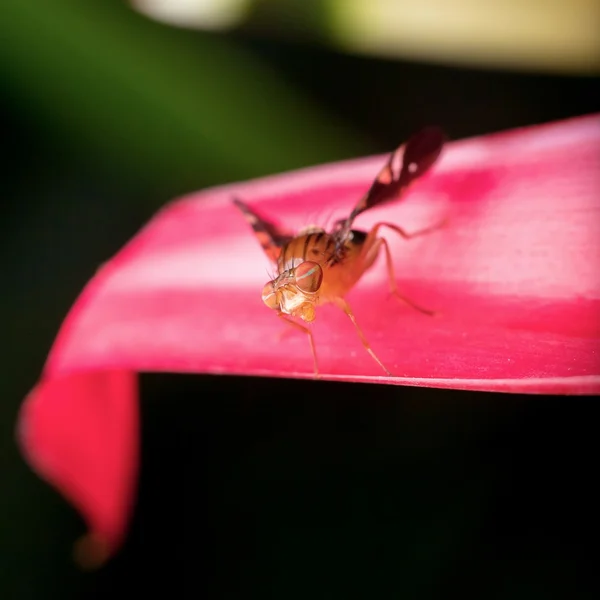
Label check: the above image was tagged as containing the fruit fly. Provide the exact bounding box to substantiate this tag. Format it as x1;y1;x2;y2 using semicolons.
233;127;446;376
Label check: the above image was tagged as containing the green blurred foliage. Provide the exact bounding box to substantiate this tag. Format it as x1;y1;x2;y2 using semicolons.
1;1;598;598
0;0;363;196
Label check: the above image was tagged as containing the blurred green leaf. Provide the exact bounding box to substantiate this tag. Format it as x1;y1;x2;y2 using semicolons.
0;0;364;193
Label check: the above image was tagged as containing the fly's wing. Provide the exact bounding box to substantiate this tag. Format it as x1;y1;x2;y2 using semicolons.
334;127;446;244
233;197;294;263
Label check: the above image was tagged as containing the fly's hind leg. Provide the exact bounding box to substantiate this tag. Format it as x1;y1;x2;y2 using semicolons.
277;313;320;378
365;220;446;316
371;219;447;242
331;297;392;376
380;237;436;316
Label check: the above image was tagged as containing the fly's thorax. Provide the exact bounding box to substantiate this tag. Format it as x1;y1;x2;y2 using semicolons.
297;224;324;237
277;230;335;273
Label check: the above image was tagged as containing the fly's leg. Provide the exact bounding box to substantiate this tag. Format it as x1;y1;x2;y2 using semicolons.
368;219;447;243
380;237;436;316
364;220;446;316
331;297;392;376
277;313;320;378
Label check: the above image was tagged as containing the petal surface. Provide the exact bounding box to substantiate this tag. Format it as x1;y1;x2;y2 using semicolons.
45;114;600;391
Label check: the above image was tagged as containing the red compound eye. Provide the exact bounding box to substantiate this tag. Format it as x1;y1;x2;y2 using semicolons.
295;261;323;294
261;281;279;310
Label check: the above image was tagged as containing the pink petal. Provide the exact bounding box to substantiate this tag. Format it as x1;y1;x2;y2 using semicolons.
17;115;600;560
18;370;137;566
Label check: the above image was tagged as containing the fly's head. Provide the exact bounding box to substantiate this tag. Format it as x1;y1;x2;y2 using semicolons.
261;260;324;322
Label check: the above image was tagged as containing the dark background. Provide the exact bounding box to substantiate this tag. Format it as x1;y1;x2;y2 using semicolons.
1;1;599;598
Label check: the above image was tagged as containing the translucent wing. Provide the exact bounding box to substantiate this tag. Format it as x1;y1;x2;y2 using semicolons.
233;198;294;263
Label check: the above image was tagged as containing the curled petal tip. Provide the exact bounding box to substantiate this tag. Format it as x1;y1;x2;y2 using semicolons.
73;533;110;571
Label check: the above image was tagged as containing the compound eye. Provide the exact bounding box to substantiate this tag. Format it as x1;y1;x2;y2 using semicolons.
295;261;323;294
261;281;279;310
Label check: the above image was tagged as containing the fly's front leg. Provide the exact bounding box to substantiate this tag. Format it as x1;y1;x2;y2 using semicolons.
363;220;446;316
277;313;320;378
331;297;392;376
